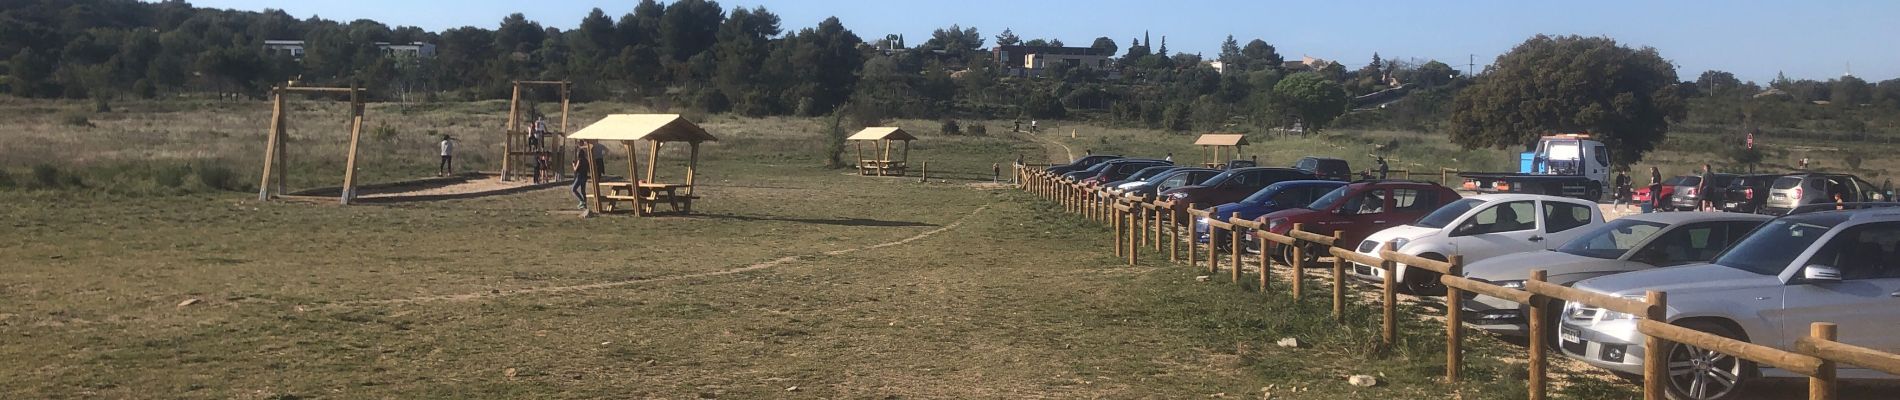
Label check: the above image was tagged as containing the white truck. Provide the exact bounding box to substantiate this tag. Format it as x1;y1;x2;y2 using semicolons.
1459;134;1614;201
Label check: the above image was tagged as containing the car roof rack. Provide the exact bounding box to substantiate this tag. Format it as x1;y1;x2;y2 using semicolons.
1786;202;1900;216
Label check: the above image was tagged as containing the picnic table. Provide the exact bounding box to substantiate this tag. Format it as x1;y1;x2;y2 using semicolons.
595;181;696;214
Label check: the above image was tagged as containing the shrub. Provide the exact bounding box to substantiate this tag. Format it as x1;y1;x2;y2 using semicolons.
940;119;961;135
0;170;14;189
60;112;94;127
31;164;60;187
92;97;111;113
373;123;399;141
194;163;240;191
968;123;988;136
154;164;189;188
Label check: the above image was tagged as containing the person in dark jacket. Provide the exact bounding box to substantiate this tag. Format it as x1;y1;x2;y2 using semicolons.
1648;166;1664;213
1613;170;1633;211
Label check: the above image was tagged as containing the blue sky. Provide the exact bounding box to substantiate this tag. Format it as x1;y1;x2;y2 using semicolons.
177;0;1898;83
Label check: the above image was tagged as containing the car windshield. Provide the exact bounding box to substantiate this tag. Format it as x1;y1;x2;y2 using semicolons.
1306;186;1352;210
1201;170;1240;186
1771;176;1802;190
1711;217;1844;274
1126;166;1170;181
1413;198;1485;229
1243;184;1293;204
1081;162;1112;173
1558;219;1669;259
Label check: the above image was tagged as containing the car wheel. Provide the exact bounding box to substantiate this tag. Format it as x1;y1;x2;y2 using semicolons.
1586;185;1603;202
1398;254;1448;296
1663;321;1756;400
1275;243;1320;267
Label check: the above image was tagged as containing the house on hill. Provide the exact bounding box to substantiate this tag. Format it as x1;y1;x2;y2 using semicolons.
991;45;1115;78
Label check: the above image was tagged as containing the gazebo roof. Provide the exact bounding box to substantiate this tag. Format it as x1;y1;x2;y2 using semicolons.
847;127;917;141
1194;133;1249;146
569;114;718;143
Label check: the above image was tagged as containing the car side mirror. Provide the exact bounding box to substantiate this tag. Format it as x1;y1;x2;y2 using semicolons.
1803;265;1842;284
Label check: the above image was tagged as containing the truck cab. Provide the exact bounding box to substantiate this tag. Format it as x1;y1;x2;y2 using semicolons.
1461;134;1614;200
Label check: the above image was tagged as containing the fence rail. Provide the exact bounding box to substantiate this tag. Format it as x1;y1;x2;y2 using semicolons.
1012;164;1899;400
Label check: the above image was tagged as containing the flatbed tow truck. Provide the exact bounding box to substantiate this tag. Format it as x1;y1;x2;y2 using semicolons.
1458;134;1612;201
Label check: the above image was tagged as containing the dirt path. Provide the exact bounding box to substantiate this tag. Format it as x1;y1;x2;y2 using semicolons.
1017;131;1074;164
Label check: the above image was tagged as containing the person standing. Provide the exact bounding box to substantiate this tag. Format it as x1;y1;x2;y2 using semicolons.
1647;166;1664;213
572;142;592;209
1697;163;1715;211
437;135;456;177
592;141;608;176
529;115;547;151
1376;156;1390;179
1613;169;1633;211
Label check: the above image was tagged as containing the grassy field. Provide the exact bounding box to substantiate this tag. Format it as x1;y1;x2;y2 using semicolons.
14;97;1890;399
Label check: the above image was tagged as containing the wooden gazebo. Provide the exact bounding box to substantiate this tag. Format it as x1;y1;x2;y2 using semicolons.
849;127;917;176
567;114;717;216
1195;133;1249;169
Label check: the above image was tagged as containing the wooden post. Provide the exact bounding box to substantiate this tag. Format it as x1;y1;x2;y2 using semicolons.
1643;291;1668;400
920;161;928;183
257;88;284;201
1527;269;1550;400
626;142;641;216
588;141;603;213
1445;255;1465;383
854;141;863;175
1112;203;1123;257
1381;242;1398;344
1257;230;1271;294
1229;223;1241;284
1152;204;1163;251
1811;322;1838;400
340;85;364;205
686;142;699;197
503;83;520;181
1289;223;1305;300
1207;207;1220;274
1169;207;1180;262
646;140;661;183
1187;205;1199;268
1127;208;1137;266
1332;236;1346;321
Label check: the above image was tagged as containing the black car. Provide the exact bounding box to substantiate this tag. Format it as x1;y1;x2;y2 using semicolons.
1293;157;1353;181
1717;174;1779;214
1045;155;1122;175
1077;159;1172;186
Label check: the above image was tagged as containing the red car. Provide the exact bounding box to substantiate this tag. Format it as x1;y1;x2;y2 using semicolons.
1162;167;1316;212
1251;180;1461;264
1631;175;1693;210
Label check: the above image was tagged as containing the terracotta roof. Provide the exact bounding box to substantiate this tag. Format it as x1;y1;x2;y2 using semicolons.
568;114;717;142
847;127;918;141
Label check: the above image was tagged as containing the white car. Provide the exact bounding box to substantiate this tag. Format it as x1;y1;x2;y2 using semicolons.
1350;194;1604;294
1461;212;1771;337
1560;209;1900;400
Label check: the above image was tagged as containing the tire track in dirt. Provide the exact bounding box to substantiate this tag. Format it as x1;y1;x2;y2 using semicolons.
317;204;991;309
1017;131;1073;164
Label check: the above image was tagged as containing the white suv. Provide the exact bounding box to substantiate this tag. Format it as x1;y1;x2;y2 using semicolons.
1560;209;1900;400
1350;194;1604;294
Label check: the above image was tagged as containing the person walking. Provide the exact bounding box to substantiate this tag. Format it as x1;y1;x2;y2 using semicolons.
1613;169;1633;211
437;135;457;177
1647;166;1664;213
1697;163;1715;211
572;142;593;210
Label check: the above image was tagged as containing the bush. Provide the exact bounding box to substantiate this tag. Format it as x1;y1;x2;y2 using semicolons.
968;123;988;136
940;119;961;135
0;170;14;189
154;164;189;188
373;123;399;141
92;97;111;113
31;164;60;187
60;112;94;127
194;162;240;191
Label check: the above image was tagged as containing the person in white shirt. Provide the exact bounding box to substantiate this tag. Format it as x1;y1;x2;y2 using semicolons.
530;115;547;150
438;135;456;176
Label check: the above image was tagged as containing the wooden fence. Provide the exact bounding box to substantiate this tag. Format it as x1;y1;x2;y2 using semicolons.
1014;164;1900;400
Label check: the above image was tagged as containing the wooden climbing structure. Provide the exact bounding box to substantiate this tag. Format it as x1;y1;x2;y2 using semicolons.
848;127;917;176
500;80;571;182
1194;133;1249;169
568;114;718;216
256;83;369;204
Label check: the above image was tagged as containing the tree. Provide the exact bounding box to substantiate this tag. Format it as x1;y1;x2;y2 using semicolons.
994;28;1020;46
1695;70;1742;96
1048;38;1064;47
1272;72;1348;134
923;24;982;54
1240;39;1281;72
658;0;725;62
1218;35;1242;68
1448;35;1686;165
1414;60;1458;87
1023;39;1049;47
1090;36;1117;57
713;6;781;114
1833;75;1872;105
576;8;616;58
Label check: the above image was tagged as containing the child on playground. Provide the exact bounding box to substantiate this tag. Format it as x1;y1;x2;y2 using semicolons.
529;115;547;150
533;154;549;184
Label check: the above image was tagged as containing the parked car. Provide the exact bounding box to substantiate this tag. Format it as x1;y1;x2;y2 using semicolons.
1045;155;1122;175
1762;172;1888;215
1194;180;1347;244
1670;173;1736;211
1253;180;1462;263
1061;161;1114;182
1103;165;1178;192
1718;174;1781;214
1078;159;1171;186
1559;209;1900;400
1350;194;1605;294
1633;185;1674;208
1118;168;1220;198
1160;167;1316;213
1461;212;1770;339
1293;157;1353;181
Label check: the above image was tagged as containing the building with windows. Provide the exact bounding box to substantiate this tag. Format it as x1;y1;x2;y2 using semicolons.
376;42;437;58
991;45;1114;77
263;40;305;58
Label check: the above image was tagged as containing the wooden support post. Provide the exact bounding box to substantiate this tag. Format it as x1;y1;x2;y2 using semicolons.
1528;269;1550;400
1332;237;1346;321
340;85;365;205
1381;242;1398;344
1169;207;1180;262
1257;232;1270;294
1445;255;1465;383
1230;224;1241;284
257;88;284;201
1811;322;1838;400
1152;205;1163;251
687;142;699;199
1112;203;1123;257
1290;223;1306;299
646;140;661;183
588;141;603;213
855;142;864;175
626;141;641;216
920;161;928;182
1643;291;1668;400
503;83;520;180
1186;207;1199;268
1207;207;1220;275
1126;208;1137;266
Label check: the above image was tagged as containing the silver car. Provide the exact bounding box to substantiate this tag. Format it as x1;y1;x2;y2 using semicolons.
1762;173;1885;215
1461;212;1769;337
1559;209;1900;400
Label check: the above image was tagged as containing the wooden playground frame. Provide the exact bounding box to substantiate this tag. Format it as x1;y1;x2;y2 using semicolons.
256;83;369;204
849;127;917;176
1194;133;1248;169
500;80;571;182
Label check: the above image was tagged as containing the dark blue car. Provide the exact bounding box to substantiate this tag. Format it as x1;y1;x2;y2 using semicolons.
1196;180;1347;243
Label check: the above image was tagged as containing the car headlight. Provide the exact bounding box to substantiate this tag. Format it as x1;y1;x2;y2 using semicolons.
1268;218;1287;231
1389;238;1410;250
1596;295;1649;320
1495;280;1524;289
1170;192;1189;200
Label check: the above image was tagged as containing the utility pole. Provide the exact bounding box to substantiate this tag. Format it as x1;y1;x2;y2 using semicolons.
1467;54;1475;77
